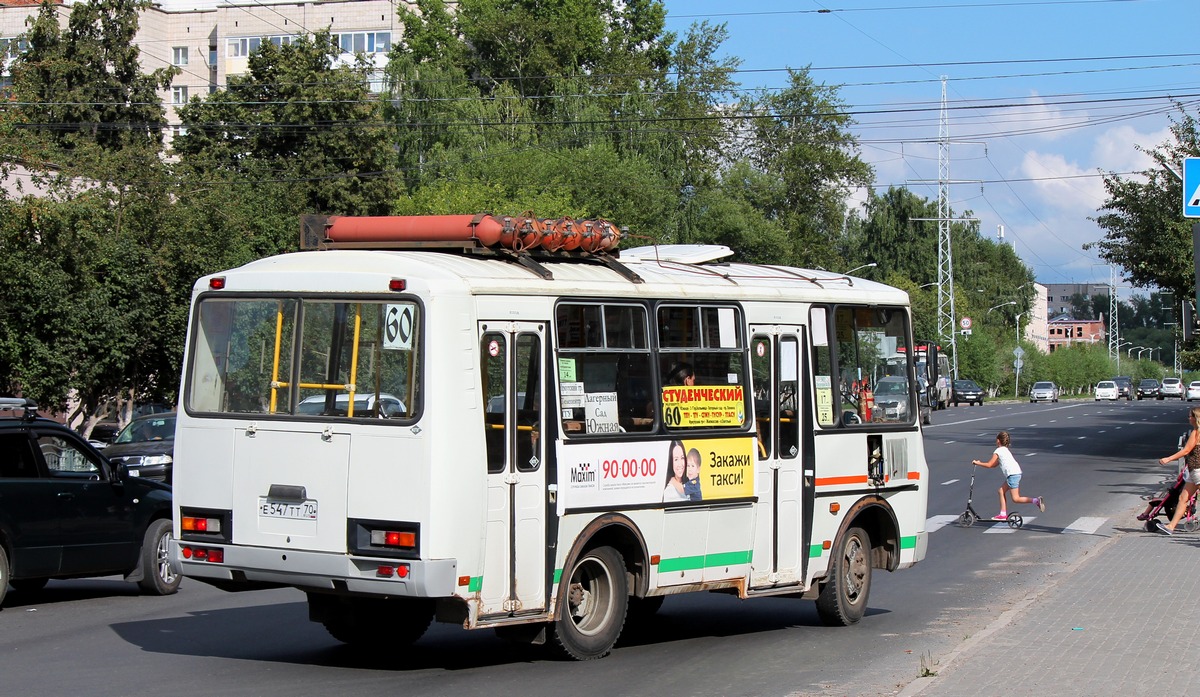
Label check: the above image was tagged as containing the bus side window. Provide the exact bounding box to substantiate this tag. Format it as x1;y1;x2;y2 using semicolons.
481;332;506;474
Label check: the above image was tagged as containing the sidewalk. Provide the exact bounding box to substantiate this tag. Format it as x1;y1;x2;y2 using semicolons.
899;511;1200;697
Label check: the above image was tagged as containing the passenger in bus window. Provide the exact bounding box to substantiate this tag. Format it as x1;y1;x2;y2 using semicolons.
667;362;695;386
663;440;687;501
684;448;703;501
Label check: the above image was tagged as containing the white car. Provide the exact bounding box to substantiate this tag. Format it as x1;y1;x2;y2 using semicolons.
1187;381;1200;401
297;392;407;418
1160;377;1184;399
1094;380;1119;401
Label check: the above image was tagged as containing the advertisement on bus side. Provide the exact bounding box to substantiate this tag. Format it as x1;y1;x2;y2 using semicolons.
556;437;755;513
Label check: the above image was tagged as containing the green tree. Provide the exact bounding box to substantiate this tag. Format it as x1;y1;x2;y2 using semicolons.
741;69;872;269
175;31;398;216
1089;103;1199;299
5;0;177;156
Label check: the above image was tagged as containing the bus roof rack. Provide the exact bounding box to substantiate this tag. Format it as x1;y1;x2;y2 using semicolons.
299;214;644;283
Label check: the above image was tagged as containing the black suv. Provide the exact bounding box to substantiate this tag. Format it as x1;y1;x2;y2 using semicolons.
0;398;180;606
1136;378;1160;400
952;379;985;407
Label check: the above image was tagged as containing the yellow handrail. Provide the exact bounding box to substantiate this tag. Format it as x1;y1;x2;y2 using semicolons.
268;302;285;413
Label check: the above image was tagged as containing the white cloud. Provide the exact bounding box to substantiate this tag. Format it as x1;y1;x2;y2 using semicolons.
1092;124;1172;173
1019;151;1106;212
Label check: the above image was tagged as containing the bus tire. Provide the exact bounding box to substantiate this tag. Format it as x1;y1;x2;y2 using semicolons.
815;526;872;626
320;597;434;646
549;545;628;660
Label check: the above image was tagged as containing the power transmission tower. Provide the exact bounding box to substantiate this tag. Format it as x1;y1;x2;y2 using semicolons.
909;77;980;379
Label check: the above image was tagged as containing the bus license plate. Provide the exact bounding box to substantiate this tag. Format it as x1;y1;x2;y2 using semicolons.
258;498;318;520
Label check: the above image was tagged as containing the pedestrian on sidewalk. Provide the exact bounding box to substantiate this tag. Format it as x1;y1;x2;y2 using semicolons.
971;431;1046;521
1155;407;1200;535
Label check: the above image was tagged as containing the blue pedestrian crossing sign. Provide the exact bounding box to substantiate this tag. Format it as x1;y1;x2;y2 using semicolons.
1185;157;1200;218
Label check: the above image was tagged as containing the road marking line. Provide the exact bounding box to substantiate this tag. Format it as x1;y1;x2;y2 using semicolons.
1024;452;1037;456
941;479;960;486
1054;443;1064;448
1063;517;1107;535
1077;436;1087;439
945;440;956;444
925;515;960;533
984;516;1036;533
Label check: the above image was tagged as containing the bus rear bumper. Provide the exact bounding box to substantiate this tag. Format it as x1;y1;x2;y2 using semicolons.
171;540;458;597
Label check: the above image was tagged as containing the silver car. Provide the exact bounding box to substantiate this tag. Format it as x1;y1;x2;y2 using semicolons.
1160;378;1184;400
1029;381;1060;403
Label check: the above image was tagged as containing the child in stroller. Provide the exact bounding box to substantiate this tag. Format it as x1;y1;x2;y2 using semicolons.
1137;463;1199;533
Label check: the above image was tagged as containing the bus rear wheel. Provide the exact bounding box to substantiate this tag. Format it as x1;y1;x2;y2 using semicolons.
815;526;872;626
549;545;628;660
313;595;434;646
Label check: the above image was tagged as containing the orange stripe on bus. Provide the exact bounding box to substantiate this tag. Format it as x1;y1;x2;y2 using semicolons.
815;475;868;486
815;472;922;487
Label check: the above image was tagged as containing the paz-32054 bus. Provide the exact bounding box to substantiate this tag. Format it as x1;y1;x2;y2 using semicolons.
171;214;929;660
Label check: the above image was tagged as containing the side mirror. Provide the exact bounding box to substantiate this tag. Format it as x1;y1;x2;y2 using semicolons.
110;460;129;484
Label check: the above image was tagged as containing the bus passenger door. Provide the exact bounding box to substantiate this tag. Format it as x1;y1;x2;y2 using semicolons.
749;327;807;589
478;322;547;618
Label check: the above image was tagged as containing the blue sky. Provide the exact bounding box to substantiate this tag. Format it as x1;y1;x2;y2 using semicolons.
660;0;1198;293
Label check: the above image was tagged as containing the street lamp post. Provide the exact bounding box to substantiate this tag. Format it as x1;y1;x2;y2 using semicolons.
1014;311;1027;399
1127;345;1145;359
1116;339;1133;373
843;262;877;276
987;301;1017;314
1137;347;1152;360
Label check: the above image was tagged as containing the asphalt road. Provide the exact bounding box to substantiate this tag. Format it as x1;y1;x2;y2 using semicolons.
0;398;1189;697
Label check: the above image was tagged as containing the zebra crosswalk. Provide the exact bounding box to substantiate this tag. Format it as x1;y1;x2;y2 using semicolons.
926;514;1109;535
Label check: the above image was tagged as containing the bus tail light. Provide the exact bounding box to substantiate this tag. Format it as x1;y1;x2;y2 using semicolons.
181;545;224;563
182;515;222;533
179;508;232;543
376;564;411;579
371;530;416;549
351;519;420;559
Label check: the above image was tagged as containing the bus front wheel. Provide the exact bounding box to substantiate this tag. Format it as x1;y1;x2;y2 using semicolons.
549;545;628;660
815;526;872;626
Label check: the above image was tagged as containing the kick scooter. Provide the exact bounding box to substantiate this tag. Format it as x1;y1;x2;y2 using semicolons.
955;464;1023;529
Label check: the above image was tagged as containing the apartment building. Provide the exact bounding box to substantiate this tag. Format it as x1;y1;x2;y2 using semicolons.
0;0;404;140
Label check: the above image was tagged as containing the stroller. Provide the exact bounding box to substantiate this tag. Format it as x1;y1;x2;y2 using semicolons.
1137;464;1199;533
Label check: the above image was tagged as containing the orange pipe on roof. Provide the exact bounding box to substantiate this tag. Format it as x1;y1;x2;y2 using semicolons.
325;214;507;246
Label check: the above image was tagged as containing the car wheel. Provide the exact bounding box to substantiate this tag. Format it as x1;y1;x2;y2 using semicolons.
549;545;628;660
816;526;872;626
138;518;181;595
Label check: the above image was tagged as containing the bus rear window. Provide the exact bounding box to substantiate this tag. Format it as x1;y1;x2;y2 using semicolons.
186;297;420;420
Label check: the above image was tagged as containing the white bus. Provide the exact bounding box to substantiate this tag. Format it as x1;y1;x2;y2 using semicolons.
171;214;929;660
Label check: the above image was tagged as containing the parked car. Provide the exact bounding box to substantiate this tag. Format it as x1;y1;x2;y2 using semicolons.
1029;381;1060;403
1136;378;1161;400
297;392;407;418
1187;381;1200;401
1095;380;1119;401
951;379;985;406
86;422;121;449
1112;376;1133;401
102;412;176;484
1160;377;1184;399
0;398;179;607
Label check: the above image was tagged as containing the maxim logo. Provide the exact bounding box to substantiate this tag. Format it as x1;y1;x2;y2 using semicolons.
570;461;596;484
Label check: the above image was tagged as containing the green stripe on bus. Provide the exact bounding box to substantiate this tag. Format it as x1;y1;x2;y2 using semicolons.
900;535;917;549
657;550;752;572
468;576;483;592
553;568;562;584
808;544;824;558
